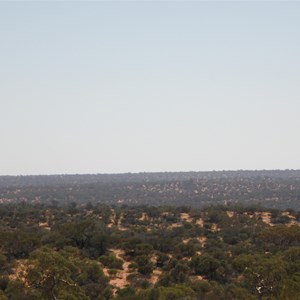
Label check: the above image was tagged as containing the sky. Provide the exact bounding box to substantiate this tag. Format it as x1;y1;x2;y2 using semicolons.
0;1;300;175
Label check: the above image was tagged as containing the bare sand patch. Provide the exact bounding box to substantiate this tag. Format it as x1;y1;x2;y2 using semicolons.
211;223;220;232
182;238;191;244
107;209;116;228
198;236;207;247
149;268;163;285
261;212;273;226
139;213;147;221
9;259;30;285
196;218;204;227
170;223;183;228
117;214;128;231
38;221;50;231
182;236;206;247
106;249;131;290
180;213;193;223
226;211;234;218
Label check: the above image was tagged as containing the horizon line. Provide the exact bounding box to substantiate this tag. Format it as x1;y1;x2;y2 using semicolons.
0;168;299;177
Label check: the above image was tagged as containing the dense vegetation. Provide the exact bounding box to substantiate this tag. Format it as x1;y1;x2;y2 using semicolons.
1;201;300;299
1;170;300;209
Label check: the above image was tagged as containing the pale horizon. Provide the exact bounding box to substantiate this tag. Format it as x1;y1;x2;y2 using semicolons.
1;169;300;178
1;1;300;175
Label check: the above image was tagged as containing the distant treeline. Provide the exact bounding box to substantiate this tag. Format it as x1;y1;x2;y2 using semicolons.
0;170;300;210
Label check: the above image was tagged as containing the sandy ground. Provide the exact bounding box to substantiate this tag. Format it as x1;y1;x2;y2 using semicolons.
282;212;299;226
104;249;131;290
170;223;183;228
38;221;51;231
9;260;29;284
180;213;193;223
226;211;234;218
107;209;116;228
261;212;273;226
211;223;220;232
107;210;129;231
195;218;204;227
149;268;163;285
139;213;147;221
253;212;274;226
198;236;207;247
182;236;206;247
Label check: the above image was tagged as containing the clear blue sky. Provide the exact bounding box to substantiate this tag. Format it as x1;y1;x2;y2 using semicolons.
1;1;300;175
